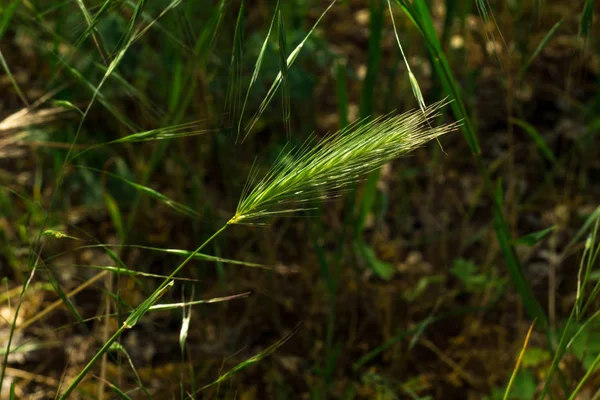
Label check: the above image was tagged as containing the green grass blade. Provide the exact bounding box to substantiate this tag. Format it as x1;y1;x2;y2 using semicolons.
223;0;245;131
568;351;600;400
0;49;29;107
242;0;336;141
74;0;118;49
73;0;108;63
47;243;268;271
511;118;557;164
579;0;595;38
107;383;133;400
335;60;349;129
197;324;301;392
74;166;203;219
356;0;384;235
515;226;556;247
0;0;19;39
387;0;425;112
107;342;150;398
278;8;291;139
58;59;139;132
237;1;278;142
493;181;546;324
520;19;563;76
104;192;126;241
359;0;383;120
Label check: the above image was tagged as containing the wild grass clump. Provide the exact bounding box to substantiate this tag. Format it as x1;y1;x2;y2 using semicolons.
232;101;457;224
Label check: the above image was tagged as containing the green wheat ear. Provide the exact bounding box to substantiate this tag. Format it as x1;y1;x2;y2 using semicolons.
231;100;459;224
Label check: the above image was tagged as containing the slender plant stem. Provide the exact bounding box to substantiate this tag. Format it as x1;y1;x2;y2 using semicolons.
58;223;230;399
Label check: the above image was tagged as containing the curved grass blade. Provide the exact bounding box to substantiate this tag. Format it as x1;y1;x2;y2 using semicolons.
0;49;29;108
511;118;556;164
197;324;301;392
75;166;203;219
503;320;535;400
520;19;563;77
107;342;149;398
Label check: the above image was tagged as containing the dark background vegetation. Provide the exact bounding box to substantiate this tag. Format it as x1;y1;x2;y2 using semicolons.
1;0;600;398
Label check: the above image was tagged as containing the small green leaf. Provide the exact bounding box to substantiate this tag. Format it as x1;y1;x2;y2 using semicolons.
515;226;555;247
51;100;84;115
357;241;395;280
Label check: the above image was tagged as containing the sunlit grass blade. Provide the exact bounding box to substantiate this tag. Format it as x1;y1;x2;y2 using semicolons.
233;102;457;224
149;292;251;311
387;0;425;112
223;0;245;131
72;121;212;159
503;320;535;400
278;8;291;139
197;324;301;392
179;288;192;357
242;0;336;141
44;243;269;270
